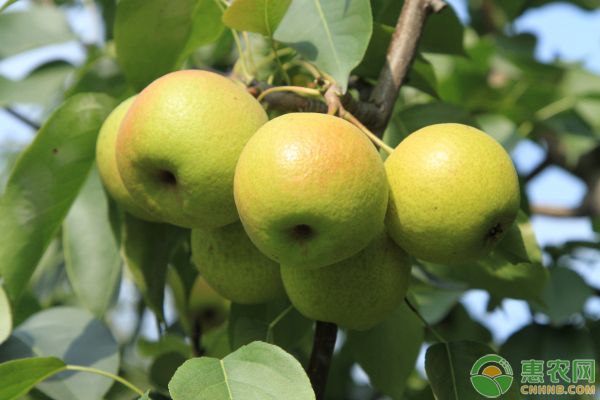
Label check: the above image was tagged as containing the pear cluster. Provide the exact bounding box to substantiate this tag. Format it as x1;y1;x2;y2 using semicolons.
97;70;520;331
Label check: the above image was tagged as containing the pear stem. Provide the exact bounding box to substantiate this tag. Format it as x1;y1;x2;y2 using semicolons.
307;321;338;400
256;86;322;103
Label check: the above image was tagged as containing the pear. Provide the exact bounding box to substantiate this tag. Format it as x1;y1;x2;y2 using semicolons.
188;276;229;332
385;123;520;264
191;222;286;304
281;231;411;330
117;70;267;229
234;113;388;269
96;96;159;221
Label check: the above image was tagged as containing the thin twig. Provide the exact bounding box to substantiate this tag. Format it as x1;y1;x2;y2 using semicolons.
4;107;40;130
256;86;321;103
523;155;550;183
404;298;446;343
307;321;338;400
370;0;446;135
191;318;204;357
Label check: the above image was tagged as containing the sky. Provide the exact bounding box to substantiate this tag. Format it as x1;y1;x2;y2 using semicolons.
1;1;600;347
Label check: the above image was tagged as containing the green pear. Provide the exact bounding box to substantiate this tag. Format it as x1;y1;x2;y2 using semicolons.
188;276;230;332
385;123;520;264
117;70;268;229
95;96;159;221
191;222;286;304
234;113;388;269
281;231;411;330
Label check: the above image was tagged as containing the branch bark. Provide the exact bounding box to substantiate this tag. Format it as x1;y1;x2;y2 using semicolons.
3;107;40;130
369;0;446;135
307;321;338;400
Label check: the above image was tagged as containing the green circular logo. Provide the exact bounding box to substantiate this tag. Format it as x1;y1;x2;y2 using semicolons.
470;354;514;398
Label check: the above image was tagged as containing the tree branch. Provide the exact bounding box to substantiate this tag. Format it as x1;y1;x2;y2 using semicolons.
307;321;338;400
3;107;40;130
523;155;550;183
369;0;446;135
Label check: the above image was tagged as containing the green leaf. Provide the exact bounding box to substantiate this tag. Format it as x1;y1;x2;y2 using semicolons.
115;0;195;90
121;214;187;322
532;267;593;325
138;390;152;400
65;56;130;100
420;6;465;56
63;167;122;317
425;341;520;400
475;113;519;151
494;211;541;265
347;303;424;399
0;93;116;304
0;62;73;107
0;0;20;12
223;0;291;37
180;0;226;60
228;298;313;352
150;352;188;392
421;211;548;302
137;334;192;359
0;307;120;400
429;304;492;344
409;282;464;324
0;6;74;57
0;357;66;400
274;0;372;92
168;341;315;400
0;285;11;345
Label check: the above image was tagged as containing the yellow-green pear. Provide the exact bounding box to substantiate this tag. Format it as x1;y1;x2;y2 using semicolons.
385;123;520;264
95;96;159;221
117;70;268;229
281;231;411;330
188;276;229;332
234;113;388;269
191;222;286;304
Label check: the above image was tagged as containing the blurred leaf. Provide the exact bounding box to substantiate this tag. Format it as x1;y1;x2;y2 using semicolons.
0;62;73;107
0;0;20;12
228;298;312;352
409;282;464;324
420;6;465;56
137;334;191;359
532;267;593;325
63;168;122;317
0;357;66;400
180;0;226;60
501;323;596;398
429;304;492;344
0;285;11;344
383;102;474;148
121;214;187;322
347;303;424;399
115;0;195;90
0;307;120;400
203;323;231;358
425;340;520;399
66;56;130;100
0;93;116;304
370;0;401;25
476;113;519;150
0;6;74;57
168;341;315;400
223;0;291;36
274;0;372;91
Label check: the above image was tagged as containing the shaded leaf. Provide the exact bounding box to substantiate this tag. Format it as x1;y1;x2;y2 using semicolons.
115;0;195;90
495;211;541;265
0;357;66;400
347;303;424;399
121;214;187;322
274;0;372;91
0;307;120;400
0;6;74;57
409;282;464;324
168;341;315;399
0;93;116;303
223;0;291;36
429;304;492;344
420;6;465;56
228;298;313;352
63;168;122;317
180;0;226;60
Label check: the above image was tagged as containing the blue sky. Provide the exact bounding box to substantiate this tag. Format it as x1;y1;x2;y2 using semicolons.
1;1;600;344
